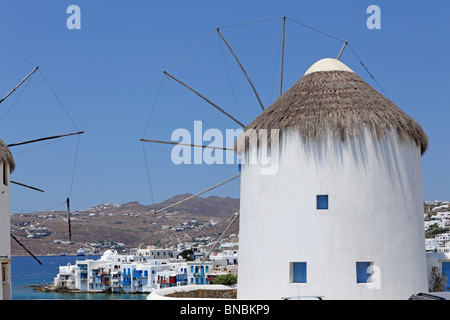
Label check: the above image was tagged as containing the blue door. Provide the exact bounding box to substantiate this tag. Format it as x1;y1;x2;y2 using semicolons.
442;262;450;292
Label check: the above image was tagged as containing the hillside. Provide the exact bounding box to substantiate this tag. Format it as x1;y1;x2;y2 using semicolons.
10;194;240;256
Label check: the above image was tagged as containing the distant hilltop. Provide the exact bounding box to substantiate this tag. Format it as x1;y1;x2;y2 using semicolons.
78;193;240;218
10;194;240;256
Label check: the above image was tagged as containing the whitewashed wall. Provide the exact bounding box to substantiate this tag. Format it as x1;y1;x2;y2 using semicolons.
0;162;10;258
0;161;11;300
237;127;427;299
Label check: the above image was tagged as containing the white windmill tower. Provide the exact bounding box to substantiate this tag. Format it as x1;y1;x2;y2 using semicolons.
236;58;429;300
0;139;14;300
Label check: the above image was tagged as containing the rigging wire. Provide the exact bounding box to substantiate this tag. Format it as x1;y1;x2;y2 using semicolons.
68;134;81;198
218;16;284;29
347;43;390;100
141;75;165;205
166;29;216;71
269;22;284;103
142;75;165;138
142;141;155;205
38;69;80;132
0;41;36;67
216;32;242;122
286;17;346;43
165;74;213;129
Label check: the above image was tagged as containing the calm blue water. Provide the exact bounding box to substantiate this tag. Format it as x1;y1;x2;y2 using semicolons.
11;255;148;300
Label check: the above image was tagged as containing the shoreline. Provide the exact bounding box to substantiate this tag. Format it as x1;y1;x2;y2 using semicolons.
31;284;149;295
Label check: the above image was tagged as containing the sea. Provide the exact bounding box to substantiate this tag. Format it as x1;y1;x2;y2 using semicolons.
11;255;148;300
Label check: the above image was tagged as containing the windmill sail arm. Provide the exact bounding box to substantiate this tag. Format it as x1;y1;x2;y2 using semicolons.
10;233;42;265
216;28;264;111
7;131;84;148
0;66;39;104
140;138;235;151
163;71;245;128
10;181;44;192
154;174;240;214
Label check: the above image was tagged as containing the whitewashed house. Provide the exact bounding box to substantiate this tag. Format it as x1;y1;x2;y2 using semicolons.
426;252;450;291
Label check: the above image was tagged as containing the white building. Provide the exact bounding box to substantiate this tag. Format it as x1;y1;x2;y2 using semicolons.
136;246;175;259
53;249;216;293
210;250;238;265
0;139;15;300
237;58;429;300
186;261;213;286
426;252;450;291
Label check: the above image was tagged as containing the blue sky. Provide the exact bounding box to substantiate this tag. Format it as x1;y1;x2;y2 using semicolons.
0;1;448;212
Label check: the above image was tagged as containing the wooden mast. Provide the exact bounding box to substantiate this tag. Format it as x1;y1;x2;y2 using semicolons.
0;66;39;104
154;174;240;214
337;41;348;60
163;71;245;128
66;198;72;241
216;28;265;111
7;131;84;148
10;181;44;193
280;16;286;96
140;138;235;151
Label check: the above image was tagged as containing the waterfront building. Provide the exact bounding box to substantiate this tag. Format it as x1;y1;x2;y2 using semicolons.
53;248;216;293
237;58;429;299
426;252;450;291
210;250;238;265
187;261;212;286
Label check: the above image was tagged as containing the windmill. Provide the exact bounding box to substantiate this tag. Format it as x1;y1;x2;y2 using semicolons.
0;50;84;269
140;16;357;245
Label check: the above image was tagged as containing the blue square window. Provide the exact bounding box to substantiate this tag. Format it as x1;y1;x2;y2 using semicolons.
317;195;328;210
292;262;307;283
356;262;372;283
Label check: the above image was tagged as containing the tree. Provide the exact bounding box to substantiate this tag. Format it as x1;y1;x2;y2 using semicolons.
179;249;194;261
430;266;447;292
212;274;237;285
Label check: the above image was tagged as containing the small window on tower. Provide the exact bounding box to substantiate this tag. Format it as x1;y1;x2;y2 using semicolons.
356;261;373;283
290;262;307;283
316;195;328;210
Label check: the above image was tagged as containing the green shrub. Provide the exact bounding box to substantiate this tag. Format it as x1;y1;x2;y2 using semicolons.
212;274;237;285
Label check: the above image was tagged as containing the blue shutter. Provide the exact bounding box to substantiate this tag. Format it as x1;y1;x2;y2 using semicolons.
442;262;450;292
317;195;328;210
356;262;371;283
293;262;307;283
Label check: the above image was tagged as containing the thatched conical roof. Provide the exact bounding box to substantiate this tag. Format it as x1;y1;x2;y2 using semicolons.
243;58;428;154
0;138;15;172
